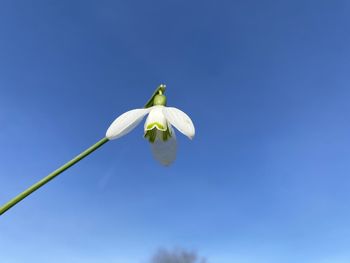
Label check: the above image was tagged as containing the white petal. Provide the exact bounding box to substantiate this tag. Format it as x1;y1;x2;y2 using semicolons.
106;108;151;140
151;130;177;166
163;107;195;139
144;105;167;132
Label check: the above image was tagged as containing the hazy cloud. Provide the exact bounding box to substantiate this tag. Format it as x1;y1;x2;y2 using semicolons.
149;248;207;263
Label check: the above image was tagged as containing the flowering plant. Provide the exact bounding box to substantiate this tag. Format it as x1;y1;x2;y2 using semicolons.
0;85;195;216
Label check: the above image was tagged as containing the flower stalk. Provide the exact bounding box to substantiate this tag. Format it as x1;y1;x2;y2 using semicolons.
0;84;166;216
0;138;108;215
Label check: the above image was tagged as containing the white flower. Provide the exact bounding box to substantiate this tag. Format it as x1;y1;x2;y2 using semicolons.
106;105;195;166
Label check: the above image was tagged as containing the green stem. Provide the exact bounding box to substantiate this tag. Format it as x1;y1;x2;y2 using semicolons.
0;137;109;216
0;84;166;216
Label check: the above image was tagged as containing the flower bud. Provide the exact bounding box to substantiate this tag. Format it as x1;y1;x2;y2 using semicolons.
153;94;167;106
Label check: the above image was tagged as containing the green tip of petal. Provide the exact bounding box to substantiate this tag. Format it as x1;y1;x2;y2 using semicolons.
144;126;172;143
146;122;166;131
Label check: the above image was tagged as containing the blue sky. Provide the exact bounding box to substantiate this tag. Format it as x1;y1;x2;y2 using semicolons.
1;0;350;262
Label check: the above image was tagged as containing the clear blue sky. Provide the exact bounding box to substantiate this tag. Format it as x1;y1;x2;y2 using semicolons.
1;1;350;262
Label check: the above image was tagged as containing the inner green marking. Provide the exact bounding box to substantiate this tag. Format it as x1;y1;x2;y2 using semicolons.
146;122;165;131
144;126;172;143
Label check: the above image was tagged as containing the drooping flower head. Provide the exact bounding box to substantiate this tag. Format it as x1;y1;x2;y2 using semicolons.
106;85;195;165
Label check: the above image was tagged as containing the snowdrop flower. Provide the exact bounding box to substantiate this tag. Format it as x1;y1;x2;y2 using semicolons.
0;85;194;215
106;87;195;165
